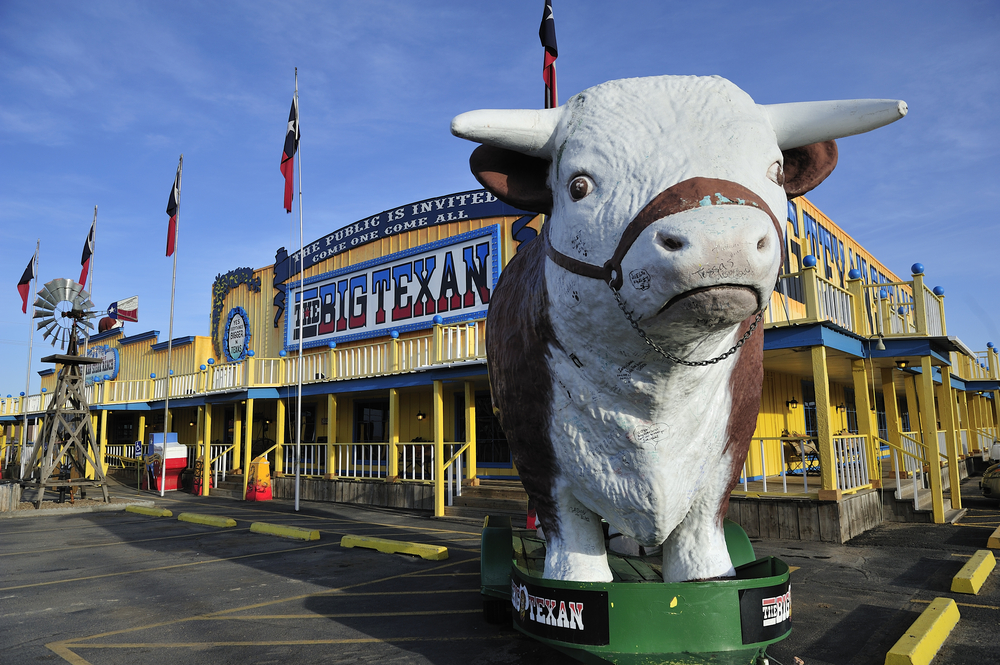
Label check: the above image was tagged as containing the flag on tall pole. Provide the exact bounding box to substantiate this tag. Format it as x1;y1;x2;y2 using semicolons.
539;0;559;109
16;252;36;314
79;218;96;287
281;94;300;213
18;240;39;480
162;155;182;498
166;164;181;256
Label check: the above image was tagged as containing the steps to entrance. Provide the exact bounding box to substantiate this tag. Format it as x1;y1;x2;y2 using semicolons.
882;481;967;523
443;479;528;526
209;478;243;500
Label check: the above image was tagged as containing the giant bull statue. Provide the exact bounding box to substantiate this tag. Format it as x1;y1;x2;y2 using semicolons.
452;75;905;583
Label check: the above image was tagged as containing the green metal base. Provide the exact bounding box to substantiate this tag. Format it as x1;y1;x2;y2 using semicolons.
481;517;790;665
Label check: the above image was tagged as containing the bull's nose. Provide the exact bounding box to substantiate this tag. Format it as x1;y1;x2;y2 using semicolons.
658;233;684;251
756;233;769;252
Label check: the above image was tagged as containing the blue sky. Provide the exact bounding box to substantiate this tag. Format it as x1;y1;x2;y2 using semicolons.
1;0;997;394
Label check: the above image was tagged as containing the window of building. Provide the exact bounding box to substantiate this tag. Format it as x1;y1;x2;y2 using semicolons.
801;380;817;437
843;387;859;434
787;201;798;236
353;400;388;443
454;392;511;467
874;391;888;441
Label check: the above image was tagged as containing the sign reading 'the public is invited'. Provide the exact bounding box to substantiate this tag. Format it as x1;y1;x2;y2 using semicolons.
284;226;499;349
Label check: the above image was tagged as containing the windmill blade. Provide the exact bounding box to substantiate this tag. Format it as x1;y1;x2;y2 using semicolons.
49;278;76;305
36;317;55;330
40;321;58;341
79;320;95;331
33;309;53;319
34;286;60;310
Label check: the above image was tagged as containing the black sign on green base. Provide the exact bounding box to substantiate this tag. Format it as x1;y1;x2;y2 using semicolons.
739;580;791;644
511;568;610;646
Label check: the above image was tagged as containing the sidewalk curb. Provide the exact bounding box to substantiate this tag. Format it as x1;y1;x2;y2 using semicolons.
0;499;154;519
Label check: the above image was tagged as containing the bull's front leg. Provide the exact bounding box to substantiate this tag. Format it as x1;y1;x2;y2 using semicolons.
542;494;613;582
660;485;735;583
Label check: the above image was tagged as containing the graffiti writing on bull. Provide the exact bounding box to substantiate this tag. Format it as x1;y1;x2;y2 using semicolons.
284;226;499;349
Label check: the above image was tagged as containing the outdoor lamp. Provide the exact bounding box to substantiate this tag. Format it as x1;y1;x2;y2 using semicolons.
786;398;798;410
896;360;908;369
836;403;845;413
416;411;426;421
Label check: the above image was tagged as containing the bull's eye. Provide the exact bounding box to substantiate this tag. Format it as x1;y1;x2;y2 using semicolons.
569;175;594;201
767;161;784;186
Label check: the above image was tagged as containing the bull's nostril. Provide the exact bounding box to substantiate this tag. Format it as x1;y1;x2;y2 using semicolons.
757;236;768;251
660;235;683;251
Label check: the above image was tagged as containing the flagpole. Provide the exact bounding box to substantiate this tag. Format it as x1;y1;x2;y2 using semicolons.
20;241;39;480
83;205;97;356
294;68;304;513
162;155;182;498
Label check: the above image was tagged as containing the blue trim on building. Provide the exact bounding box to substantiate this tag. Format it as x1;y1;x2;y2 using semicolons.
119;330;160;346
146;395;206;409
763;323;865;357
89;329;124;344
151;336;195;352
91;402;150;411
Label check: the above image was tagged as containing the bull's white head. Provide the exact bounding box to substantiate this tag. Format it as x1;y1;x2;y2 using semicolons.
453;75;905;347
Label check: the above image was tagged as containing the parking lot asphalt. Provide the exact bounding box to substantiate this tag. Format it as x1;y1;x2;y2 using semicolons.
0;476;997;665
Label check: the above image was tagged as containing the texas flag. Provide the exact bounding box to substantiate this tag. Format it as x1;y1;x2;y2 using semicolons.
79;220;95;286
17;252;36;314
281;94;299;212
539;0;558;109
166;162;181;256
108;295;139;323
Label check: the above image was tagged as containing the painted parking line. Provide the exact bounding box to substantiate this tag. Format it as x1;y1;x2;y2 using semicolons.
0;540;337;592
910;597;1000;611
45;556;482;665
0;528;251;558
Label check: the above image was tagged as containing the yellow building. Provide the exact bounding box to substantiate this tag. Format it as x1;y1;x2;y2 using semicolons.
2;188;997;541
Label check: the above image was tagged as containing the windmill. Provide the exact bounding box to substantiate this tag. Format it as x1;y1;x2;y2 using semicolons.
21;278;110;507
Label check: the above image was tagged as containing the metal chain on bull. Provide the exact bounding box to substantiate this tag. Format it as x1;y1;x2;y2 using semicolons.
610;287;763;367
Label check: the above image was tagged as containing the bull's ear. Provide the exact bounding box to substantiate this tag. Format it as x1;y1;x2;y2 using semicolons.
782;140;838;198
470;145;552;214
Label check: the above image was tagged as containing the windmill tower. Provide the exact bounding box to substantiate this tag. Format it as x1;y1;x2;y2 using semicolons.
22;278;110;507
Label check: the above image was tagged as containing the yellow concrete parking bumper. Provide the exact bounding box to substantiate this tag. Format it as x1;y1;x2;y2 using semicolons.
988;525;1000;549
950;549;996;595
250;522;320;541
177;512;237;528
884;597;959;665
340;534;448;560
125;505;172;517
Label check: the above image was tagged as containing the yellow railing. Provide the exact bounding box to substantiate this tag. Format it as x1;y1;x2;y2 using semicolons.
763;261;969;346
10;321;487;413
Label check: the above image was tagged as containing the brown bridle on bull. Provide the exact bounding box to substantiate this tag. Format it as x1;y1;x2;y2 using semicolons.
542;176;782;366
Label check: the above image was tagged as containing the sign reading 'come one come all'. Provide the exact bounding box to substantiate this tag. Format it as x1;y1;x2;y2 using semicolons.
284;226;500;350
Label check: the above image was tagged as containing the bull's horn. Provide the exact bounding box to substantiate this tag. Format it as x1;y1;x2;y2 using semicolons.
451;108;562;157
764;99;907;150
